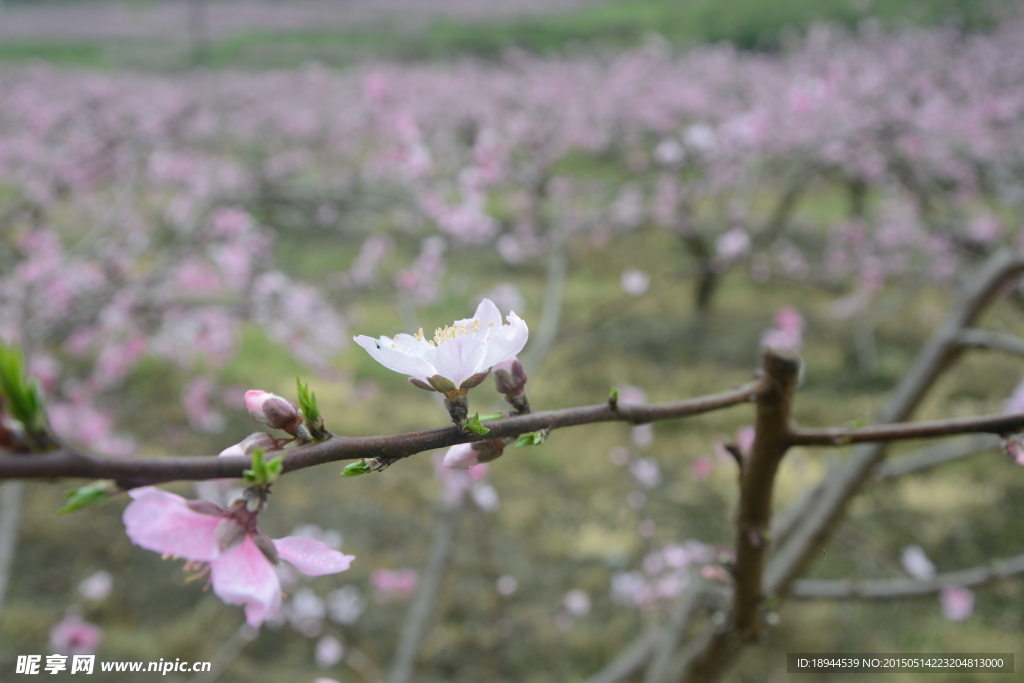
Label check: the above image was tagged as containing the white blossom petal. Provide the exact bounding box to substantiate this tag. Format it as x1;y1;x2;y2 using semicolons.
453;298;503;340
354;298;527;388
424;336;488;387
480;311;529;368
354;335;438;381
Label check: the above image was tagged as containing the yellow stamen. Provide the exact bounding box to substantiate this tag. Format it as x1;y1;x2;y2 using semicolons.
431;318;486;345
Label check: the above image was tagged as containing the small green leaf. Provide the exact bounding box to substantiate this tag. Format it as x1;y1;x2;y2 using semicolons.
608;386;619;410
341;460;372;477
267;455;285;478
0;340;45;434
477;412;505;421
59;482;111;514
513;432;545;447
244;447;276;485
463;413;490;435
849;418;866;428
296;376;321;423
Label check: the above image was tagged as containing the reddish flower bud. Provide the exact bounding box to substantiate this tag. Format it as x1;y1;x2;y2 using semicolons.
244;390;302;435
492;357;527;395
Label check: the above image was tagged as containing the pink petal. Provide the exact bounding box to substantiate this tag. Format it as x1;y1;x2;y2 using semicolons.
274;536;355;576
211;535;282;627
442;443;480;470
50;615;103;655
123;487;222;561
940;586;974;621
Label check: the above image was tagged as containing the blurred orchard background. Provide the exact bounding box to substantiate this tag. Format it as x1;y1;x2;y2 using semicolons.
2;0;1024;681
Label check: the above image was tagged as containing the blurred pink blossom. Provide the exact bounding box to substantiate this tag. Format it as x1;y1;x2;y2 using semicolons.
691;455;716;481
620;268;651;296
563;589;591;617
761;306;804;352
77;570;113;602
50;614;103;655
1003;377;1024;414
715;228;750;260
371;568;419;601
315;635;344;669
940;586;974;621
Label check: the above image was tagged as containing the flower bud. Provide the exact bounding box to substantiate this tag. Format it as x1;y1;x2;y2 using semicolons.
219;432;284;458
493;357;527;394
1003;434;1024;466
493;357;530;414
443;443;479;470
443;439;505;469
245;390;303;435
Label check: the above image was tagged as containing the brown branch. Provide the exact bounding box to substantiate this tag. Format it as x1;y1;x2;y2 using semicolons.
667;250;1024;683
732;350;801;637
681;349;801;682
790;552;1024;599
788;411;1024;446
0;380;766;485
765;249;1024;600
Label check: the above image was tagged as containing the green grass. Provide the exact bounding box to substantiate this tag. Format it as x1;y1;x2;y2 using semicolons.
0;0;1007;69
0;40;109;68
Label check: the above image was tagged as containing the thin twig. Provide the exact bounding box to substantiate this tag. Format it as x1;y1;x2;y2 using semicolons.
0;480;23;621
790;552;1024;599
788;411;1024;446
643;575;706;683
521;219;568;373
0;380;767;484
185;622;258;683
873;434;1001;480
956;328;1024;358
387;504;459;683
583;627;662;683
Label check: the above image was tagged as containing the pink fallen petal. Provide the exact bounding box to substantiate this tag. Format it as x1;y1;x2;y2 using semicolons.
122;487;223;561
274;536;355;576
